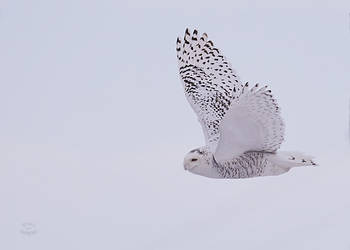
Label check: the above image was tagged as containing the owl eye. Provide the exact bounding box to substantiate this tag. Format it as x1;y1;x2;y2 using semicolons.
191;158;198;162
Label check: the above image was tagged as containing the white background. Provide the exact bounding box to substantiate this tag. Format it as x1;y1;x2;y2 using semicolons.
1;1;350;249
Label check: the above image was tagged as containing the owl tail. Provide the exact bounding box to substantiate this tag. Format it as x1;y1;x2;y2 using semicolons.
266;151;317;169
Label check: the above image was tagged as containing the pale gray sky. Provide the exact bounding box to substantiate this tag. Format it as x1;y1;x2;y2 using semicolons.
1;1;350;250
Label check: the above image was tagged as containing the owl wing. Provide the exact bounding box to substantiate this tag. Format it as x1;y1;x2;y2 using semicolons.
214;83;285;163
176;28;242;150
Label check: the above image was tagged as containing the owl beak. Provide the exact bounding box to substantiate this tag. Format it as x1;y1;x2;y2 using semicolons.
183;160;189;170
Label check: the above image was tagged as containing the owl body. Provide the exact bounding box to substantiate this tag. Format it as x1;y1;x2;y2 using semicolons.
184;148;295;179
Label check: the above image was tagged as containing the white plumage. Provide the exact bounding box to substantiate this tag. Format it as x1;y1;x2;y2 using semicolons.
177;28;317;179
215;83;284;162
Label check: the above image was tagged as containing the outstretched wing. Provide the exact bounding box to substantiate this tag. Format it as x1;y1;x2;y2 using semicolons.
214;83;285;162
176;28;242;149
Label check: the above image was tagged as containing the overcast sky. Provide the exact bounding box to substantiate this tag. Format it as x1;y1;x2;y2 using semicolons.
1;1;350;250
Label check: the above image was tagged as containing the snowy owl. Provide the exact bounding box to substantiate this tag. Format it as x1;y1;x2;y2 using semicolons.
176;28;316;179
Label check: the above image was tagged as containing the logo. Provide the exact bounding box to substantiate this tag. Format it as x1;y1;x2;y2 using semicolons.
20;223;37;236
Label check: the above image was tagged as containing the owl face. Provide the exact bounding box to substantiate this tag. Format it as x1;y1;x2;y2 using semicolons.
183;147;212;174
183;150;204;171
183;148;220;178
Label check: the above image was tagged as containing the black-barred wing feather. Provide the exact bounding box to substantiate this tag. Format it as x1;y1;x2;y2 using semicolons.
176;28;241;150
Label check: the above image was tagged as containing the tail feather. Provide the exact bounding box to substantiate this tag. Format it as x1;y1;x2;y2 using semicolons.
267;151;317;169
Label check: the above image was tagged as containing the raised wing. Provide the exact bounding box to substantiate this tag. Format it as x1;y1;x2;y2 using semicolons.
214;83;285;162
176;28;241;149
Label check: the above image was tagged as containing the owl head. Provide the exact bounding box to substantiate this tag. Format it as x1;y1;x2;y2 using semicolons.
183;147;219;178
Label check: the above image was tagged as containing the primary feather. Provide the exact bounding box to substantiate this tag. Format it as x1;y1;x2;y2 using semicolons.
176;28;242;151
